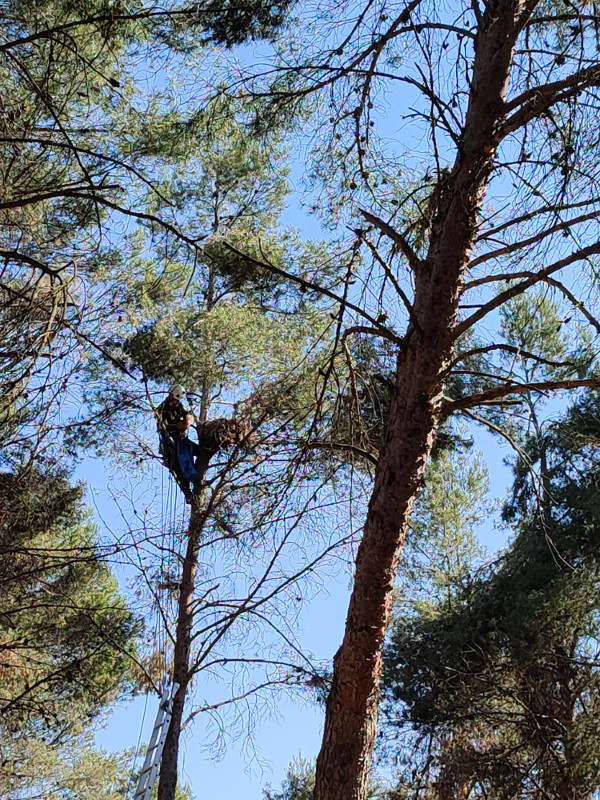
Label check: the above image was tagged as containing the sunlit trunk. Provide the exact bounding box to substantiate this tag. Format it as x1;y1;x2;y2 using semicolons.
313;2;525;797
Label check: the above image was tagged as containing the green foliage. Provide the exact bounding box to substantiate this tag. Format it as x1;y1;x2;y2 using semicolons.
1;734;133;800
0;468;140;738
398;446;490;615
0;465;145;799
382;392;600;798
500;293;568;366
0;733;195;800
0;0;297;462
264;757;316;800
127;300;322;393
195;0;293;45
74;104;337;464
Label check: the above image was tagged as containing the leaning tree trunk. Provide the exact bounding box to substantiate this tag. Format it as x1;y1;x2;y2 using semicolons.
313;2;526;798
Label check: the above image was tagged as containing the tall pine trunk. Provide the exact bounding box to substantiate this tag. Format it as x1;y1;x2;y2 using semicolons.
158;263;216;800
314;2;528;797
157;499;205;800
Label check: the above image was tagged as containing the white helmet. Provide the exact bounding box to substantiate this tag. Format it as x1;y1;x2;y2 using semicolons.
169;383;186;400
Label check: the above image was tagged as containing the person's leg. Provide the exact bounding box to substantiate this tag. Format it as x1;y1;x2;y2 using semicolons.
160;436;176;468
161;436;192;498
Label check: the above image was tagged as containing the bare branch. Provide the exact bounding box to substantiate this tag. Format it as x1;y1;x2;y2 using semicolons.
361;237;421;335
359;208;422;271
342;324;402;346
455;242;600;337
220;241;389;331
447;343;579;372
501;64;600;137
467;210;599;271
542;276;600;337
301;439;378;466
442;377;600;417
476;197;600;244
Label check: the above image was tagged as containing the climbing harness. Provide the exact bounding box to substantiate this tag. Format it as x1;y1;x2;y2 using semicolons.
133;681;180;800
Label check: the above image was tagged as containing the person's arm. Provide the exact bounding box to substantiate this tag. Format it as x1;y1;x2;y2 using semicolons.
176;410;195;431
156;402;167;432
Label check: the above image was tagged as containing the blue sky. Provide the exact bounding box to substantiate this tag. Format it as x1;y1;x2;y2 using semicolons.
86;419;514;800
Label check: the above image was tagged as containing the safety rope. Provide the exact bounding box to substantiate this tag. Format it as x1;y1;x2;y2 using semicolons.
126;690;150;799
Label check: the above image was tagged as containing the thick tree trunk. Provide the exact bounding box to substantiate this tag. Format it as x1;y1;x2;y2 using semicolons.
313;2;528;798
314;329;457;800
157;498;205;800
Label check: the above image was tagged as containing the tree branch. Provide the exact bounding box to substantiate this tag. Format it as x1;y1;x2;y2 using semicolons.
0;5;254;52
362;237;421;335
501;64;600;137
476;196;600;244
342;324;402;346
359;208;422;271
467;210;599;271
542;276;600;337
455;242;600;337
447;343;578;372
442;377;600;417
301;439;378;465
0;248;64;279
220;241;390;331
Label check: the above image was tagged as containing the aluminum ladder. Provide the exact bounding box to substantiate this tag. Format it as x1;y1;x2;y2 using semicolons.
133;682;180;800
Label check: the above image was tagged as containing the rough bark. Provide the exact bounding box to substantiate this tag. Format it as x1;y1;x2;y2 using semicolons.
313;2;529;798
156;498;205;800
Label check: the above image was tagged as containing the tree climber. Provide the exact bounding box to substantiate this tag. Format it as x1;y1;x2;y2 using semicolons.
156;385;251;500
156;384;201;499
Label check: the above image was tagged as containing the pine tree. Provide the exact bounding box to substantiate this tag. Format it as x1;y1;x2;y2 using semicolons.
0;0;295;462
0;467;143;798
214;4;600;795
68;107;344;800
0;469;139;731
382;389;600;799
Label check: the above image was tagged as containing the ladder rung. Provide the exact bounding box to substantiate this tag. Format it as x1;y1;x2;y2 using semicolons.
132;682;180;800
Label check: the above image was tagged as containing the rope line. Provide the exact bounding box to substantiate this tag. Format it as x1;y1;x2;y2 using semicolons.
126;690;150;798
